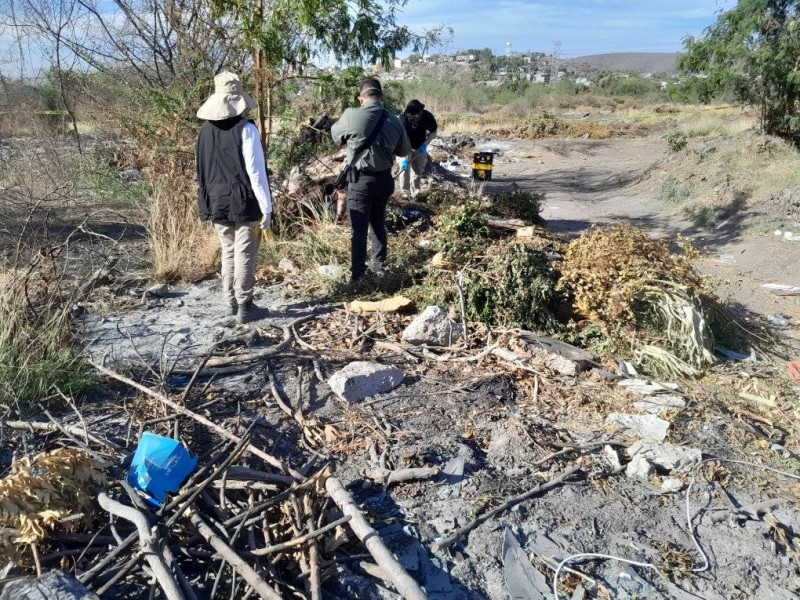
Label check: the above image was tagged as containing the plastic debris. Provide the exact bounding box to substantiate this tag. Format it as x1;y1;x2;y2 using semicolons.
788;360;800;382
762;283;800;296
768;314;789;327
127;432;198;506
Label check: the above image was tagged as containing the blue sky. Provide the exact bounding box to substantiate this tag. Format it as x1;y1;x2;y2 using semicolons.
397;0;736;57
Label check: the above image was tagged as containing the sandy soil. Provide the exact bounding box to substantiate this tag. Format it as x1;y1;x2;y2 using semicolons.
487;138;800;344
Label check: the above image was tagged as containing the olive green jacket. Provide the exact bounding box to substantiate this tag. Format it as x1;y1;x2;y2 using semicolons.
331;100;411;172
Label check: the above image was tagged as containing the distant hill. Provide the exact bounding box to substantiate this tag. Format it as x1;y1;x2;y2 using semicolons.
569;53;681;75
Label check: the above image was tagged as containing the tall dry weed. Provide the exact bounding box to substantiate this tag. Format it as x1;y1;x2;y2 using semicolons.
147;180;218;282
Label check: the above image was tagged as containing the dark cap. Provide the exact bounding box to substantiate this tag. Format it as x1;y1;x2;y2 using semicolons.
405;99;425;115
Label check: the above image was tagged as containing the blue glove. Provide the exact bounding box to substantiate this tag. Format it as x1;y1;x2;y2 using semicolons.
418;144;427;154
400;159;409;170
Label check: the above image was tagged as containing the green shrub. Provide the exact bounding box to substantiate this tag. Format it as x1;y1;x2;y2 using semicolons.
666;132;688;153
488;190;545;224
462;242;559;331
659;176;691;204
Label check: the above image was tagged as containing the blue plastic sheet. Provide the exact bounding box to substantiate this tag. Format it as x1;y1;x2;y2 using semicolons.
127;432;198;506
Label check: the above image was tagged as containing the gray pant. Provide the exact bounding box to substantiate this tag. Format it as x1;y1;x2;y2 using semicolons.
401;152;428;197
213;221;260;305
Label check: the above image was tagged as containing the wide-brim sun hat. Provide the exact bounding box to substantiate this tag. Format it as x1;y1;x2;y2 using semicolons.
197;72;257;121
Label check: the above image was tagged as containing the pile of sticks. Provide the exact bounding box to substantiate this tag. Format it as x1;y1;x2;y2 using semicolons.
3;362;427;600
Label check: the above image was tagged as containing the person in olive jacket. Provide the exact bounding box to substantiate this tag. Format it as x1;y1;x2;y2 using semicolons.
331;79;410;282
196;72;272;324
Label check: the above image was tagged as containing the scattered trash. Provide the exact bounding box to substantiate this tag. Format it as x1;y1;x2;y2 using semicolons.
717;254;736;265
761;283;800;296
767;314;789;327
715;346;757;362
515;333;596;376
145;283;170;298
127;432;198;506
775;229;800;241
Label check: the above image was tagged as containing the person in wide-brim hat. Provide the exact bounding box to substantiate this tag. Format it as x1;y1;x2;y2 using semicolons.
195;72;272;324
197;71;258;121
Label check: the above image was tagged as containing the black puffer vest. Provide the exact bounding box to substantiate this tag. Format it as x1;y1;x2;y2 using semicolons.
196;117;262;222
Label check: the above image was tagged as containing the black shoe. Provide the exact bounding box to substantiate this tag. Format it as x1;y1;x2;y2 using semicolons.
237;300;267;324
227;300;238;316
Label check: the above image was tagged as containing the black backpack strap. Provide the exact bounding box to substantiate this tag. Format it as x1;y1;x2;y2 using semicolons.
347;109;389;167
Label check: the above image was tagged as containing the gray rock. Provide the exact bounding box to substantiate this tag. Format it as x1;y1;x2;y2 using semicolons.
0;570;99;600
502;528;550;599
328;361;404;403
633;395;687;415
145;283;169;298
661;477;685;493
278;258;298;272
606;413;670;442
625;456;655;480
402;306;464;346
119;168;142;182
627;440;702;472
516;332;596;376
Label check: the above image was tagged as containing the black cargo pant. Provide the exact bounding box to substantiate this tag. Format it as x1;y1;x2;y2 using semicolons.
347;170;394;280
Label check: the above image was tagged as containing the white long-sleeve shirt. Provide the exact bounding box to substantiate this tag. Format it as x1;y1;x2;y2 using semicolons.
241;122;272;216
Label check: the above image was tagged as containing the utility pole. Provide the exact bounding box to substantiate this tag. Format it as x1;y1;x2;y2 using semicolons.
551;40;562;85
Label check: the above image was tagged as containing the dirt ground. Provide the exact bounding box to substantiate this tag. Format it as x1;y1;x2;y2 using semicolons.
487;138;800;343
70;137;800;599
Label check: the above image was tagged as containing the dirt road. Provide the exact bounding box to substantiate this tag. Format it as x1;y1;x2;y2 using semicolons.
488;138;800;344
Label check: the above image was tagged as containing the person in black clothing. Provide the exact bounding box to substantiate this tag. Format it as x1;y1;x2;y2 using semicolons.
399;99;438;199
196;72;273;324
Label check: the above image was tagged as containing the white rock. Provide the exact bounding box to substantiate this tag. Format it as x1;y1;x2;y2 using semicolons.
661;477;685;493
607;413;670;442
632;395;687;415
603;445;623;470
278;258;297;272
402;306;464;347
317;264;343;278
328;361;404;403
625;456;655;480
627;440;702;472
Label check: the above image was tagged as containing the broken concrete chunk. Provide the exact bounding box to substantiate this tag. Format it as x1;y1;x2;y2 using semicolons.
502;528;550;600
516;332;596;376
661;477;685;493
632;395;687;415
625;455;655;481
402;306;464;346
328;361;404;403
606;413;670;442
0;570;99;600
628;441;702;472
603;445;623;470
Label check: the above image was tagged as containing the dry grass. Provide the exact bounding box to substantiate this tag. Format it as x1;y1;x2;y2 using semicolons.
148;180;219;282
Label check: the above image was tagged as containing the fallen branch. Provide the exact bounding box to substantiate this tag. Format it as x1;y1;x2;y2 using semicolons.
91;362;304;480
364;466;441;486
325;477;427;600
97;493;183;600
187;510;282;600
250;515;351;556
431;465;583;553
3;419;124;453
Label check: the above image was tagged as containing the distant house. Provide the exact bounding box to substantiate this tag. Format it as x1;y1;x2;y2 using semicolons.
455;54;477;63
575;77;592;87
534;72;550;84
393;58;403;69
